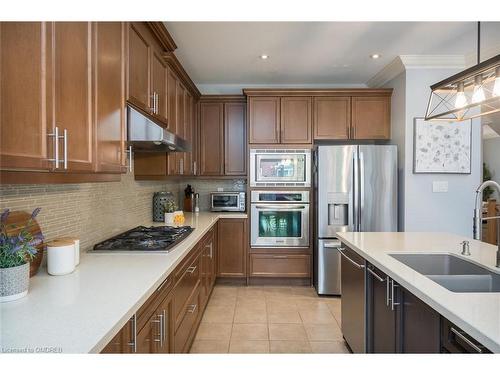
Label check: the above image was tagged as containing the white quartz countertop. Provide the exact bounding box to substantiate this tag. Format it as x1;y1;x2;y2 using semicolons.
0;212;247;354
336;231;500;352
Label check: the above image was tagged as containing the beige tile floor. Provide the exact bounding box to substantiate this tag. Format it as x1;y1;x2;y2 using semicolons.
189;285;350;354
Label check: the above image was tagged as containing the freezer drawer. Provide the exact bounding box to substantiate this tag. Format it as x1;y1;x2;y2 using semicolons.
315;239;342;295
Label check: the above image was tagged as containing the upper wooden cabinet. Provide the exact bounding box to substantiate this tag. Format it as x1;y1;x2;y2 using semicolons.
127;23;151;113
94;22;126;173
313;97;351;140
351;96;391;140
280;97;312;144
248;97;280;144
224;102;247;175
198;97;247;177
199;102;224;176
151;50;168;124
0;22;50;171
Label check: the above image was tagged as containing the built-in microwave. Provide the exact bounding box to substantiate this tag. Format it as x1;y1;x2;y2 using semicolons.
249;149;311;187
210;192;246;212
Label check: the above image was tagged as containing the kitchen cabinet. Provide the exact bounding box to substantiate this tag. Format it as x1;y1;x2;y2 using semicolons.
0;22;50;171
136;295;171;354
351;96;391;140
151;50;168;124
127;22;151;114
52;22;94;172
280;97;312;144
366;262;443;354
249;253;310;278
224;102;247;175
183;91;195;175
313;97;351;140
248;97;280;144
101;317;134;353
199;102;224;176
94;22;127;173
217;218;247;278
167;67;178;134
201;226;217;306
441;317;491;354
339;246;366;353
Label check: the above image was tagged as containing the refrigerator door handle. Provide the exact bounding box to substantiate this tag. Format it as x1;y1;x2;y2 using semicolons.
359;151;365;232
352;150;359;232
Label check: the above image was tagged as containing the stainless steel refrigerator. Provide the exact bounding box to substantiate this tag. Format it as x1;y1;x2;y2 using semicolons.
314;145;398;295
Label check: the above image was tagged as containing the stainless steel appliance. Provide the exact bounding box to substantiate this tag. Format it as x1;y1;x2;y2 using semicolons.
250;149;311;187
251;191;310;248
210;191;246;212
314;145;397;294
91;226;193;253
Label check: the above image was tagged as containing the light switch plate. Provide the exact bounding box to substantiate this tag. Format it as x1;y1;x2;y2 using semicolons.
217;187;224;192
432;181;449;193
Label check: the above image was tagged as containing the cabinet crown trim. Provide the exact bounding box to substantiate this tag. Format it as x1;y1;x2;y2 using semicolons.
243;88;393;97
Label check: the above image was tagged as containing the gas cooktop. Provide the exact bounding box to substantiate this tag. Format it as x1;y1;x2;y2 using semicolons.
91;225;194;252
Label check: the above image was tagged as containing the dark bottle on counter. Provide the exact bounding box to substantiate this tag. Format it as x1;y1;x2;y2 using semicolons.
183;184;194;212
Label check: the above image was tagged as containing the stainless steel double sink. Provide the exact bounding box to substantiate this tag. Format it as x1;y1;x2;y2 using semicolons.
390;253;500;293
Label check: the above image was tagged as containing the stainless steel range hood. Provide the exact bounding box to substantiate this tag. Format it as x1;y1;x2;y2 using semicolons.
127;102;190;152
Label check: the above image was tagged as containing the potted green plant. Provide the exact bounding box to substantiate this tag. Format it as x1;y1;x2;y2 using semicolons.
164;199;178;225
0;208;43;302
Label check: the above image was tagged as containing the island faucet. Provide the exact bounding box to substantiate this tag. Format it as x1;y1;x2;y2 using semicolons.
472;180;500;267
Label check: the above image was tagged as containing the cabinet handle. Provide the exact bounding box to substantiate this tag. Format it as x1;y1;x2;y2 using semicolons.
162;309;167;342
193;161;197;175
386;277;391;307
450;327;483;353
367;266;385;282
126;145;133;173
155;92;159;114
273;255;288;259
157;277;170;291
337;247;365;270
127;314;137;353
206;243;213;259
152;313;164;347
390;279;400;311
186;265;197;274
187;304;197;314
47;126;60;169
179;158;184;175
62;129;68;170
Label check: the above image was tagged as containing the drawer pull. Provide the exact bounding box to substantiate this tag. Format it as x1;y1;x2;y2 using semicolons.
187;304;197;314
450;327;483;353
157;277;171;291
367;266;385;283
337;247;365;270
186;266;197;274
273;255;288;259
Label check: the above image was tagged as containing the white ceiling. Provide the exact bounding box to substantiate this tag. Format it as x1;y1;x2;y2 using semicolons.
165;22;500;91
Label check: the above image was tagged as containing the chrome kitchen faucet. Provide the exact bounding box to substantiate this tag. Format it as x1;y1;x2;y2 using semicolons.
472;180;500;267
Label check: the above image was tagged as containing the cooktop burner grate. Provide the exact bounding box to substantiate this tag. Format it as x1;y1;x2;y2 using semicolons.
91;225;194;252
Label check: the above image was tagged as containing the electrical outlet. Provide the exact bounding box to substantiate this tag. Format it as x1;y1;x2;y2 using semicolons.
432;181;448;193
217;187;223;192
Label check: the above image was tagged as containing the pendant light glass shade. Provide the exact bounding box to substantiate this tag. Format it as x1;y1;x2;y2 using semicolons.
425;54;500;121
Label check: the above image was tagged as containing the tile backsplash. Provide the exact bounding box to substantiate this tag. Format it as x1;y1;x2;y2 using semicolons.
0;172;178;252
0;174;246;253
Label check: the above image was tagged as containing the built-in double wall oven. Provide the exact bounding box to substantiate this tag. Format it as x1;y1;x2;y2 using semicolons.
250;191;310;248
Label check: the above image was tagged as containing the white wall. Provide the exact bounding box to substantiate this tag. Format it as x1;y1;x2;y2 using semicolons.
402;68;482;237
483;137;500;200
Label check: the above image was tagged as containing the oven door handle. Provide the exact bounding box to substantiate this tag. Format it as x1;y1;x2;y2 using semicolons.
254;205;306;210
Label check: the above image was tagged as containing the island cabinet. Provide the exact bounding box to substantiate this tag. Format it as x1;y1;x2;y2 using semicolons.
198;96;247;177
217;218;247;278
101;225;217;354
365;262;441;354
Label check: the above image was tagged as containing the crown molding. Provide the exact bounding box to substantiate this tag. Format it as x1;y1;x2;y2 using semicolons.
367;55;467;88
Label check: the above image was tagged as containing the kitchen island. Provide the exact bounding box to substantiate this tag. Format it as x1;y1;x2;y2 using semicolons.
0;212;247;354
336;232;500;353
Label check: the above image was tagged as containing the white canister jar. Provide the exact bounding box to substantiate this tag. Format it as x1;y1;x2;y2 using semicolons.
164;212;175;225
46;239;75;276
59;237;80;266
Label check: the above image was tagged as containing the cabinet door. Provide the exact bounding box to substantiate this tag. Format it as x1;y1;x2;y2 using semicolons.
199;102;224;176
313;97;350;140
280;97;312;144
224;102;246;175
176;82;186;175
94;22;126;173
217;218;247;277
151;50;168;124
101;317;133;353
136;317;155;353
166;67;178;134
151;296;172;354
52;22;93;172
248;97;280;144
127;23;151;113
351;96;390;140
367;266;396;353
398;288;441;353
183;92;194;175
0;22;50;170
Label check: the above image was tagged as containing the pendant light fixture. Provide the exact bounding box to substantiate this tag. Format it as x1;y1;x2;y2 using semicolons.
425;22;500;121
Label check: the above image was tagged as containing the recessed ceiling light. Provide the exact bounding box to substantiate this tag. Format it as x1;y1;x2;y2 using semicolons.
260;54;269;60
370;54;381;59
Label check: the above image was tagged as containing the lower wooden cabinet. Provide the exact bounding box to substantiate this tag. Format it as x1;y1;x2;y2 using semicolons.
174;284;201;353
249;253;310;278
217;218;247;278
201;226;216;306
101;317;134;353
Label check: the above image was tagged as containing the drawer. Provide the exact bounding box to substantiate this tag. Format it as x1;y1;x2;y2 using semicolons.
174;284;200;353
173;253;201;328
136;275;173;332
250;253;310;277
